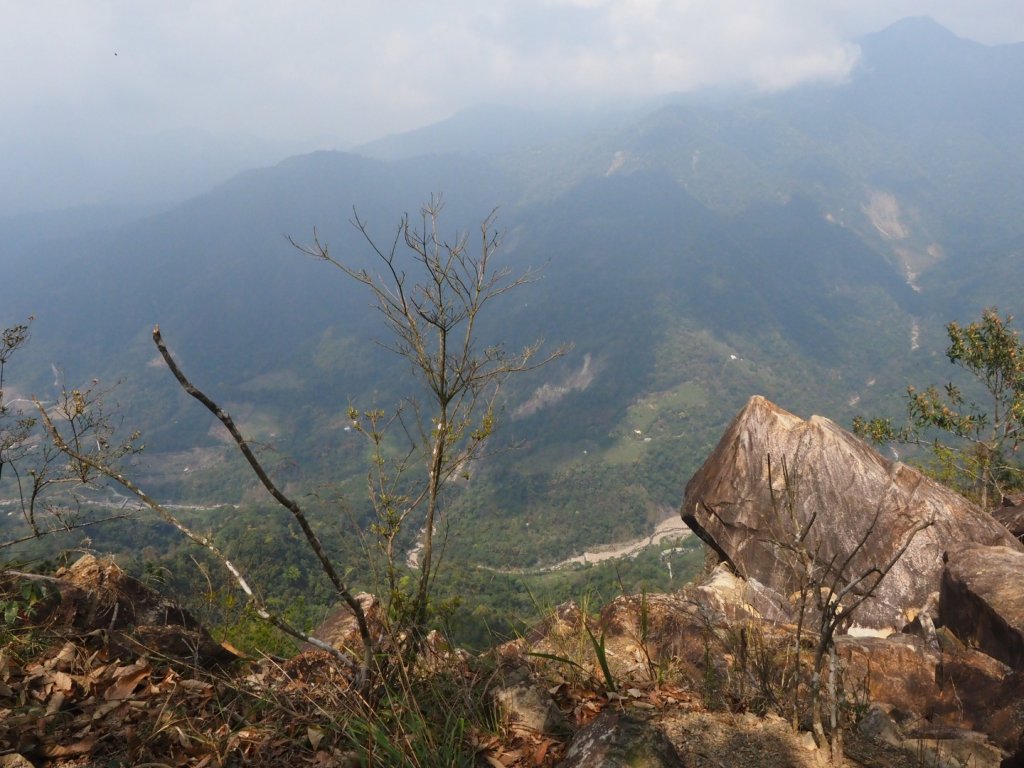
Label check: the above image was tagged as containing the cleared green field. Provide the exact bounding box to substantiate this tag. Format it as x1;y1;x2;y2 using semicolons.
603;381;709;466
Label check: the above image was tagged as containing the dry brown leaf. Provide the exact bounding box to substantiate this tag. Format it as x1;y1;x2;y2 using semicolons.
531;739;552;765
476;733;502;752
82;664;109;686
52;643;77;669
308;725;325;751
29;686;49;704
71;722;95;739
504;748;526;766
111;661;149;679
176;678;213;694
219;640;245;658
52;671;73;692
483;756;506;768
92;699;126;720
174;725;191;748
104;664;150;700
35;734;97;757
0;653;13;682
45;691;65;716
313;751;345;766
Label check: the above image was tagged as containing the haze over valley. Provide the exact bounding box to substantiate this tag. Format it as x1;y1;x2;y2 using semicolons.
3;6;1024;643
10;8;1024;765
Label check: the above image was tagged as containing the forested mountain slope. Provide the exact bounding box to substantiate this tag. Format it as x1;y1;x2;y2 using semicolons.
2;17;1021;572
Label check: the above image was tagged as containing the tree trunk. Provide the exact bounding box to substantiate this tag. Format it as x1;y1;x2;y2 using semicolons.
828;641;843;765
810;641;827;749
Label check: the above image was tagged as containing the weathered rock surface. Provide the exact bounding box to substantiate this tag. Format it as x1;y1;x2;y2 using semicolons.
995;497;1024;542
941;544;1024;670
594;569;792;686
853;707;1007;768
691;562;793;625
308;592;384;655
682;396;1021;630
836;635;941;716
657;711;827;768
557;711;683;768
511;562;1024;765
835;634;1017;747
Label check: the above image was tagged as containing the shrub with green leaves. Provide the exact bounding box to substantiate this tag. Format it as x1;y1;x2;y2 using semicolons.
854;308;1024;509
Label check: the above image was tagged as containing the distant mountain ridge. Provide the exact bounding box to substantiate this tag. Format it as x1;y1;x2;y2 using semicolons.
354;104;635;161
2;17;1022;568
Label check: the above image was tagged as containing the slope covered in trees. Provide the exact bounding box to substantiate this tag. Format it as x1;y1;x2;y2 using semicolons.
1;18;1022;597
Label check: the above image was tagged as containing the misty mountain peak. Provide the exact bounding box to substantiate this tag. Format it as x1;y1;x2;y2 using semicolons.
865;16;965;48
856;15;986;71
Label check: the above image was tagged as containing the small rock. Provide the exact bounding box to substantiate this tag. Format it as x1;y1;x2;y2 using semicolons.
798;730;820;751
856;705;903;746
491;663;569;736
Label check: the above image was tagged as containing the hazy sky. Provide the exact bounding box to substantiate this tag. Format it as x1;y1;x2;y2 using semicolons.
3;1;1022;212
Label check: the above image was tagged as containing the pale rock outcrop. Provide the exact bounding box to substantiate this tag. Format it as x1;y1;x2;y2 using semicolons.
682;396;1021;629
596;569;792;683
692;562;793;625
308;593;384;656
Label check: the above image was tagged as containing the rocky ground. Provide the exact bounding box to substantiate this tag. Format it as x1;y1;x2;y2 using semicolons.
4;396;1024;767
2;550;1017;767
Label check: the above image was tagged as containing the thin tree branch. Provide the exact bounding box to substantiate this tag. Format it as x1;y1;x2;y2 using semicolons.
33;398;356;668
151;327;373;689
1;512;131;550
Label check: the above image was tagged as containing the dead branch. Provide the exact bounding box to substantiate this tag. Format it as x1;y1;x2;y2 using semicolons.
33;398;359;671
151;327;372;689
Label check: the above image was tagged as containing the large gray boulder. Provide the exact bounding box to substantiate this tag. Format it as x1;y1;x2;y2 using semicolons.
941;543;1024;670
682;396;1021;629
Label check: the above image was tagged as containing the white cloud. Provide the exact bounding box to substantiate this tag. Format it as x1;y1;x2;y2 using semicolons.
0;0;1021;210
4;0;1021;144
